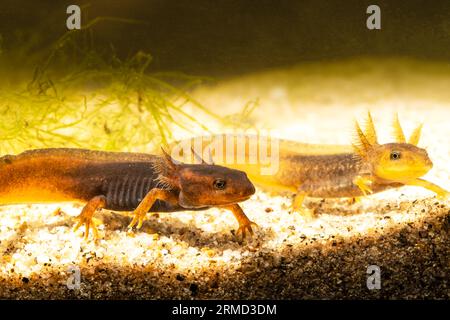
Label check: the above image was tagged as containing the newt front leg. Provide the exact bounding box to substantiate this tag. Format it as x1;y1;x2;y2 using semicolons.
404;178;449;199
221;203;258;240
292;191;315;219
128;188;178;231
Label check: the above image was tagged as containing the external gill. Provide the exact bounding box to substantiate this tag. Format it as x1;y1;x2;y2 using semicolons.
351;112;448;199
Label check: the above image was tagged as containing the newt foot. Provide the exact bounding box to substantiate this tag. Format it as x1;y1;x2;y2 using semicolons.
73;195;105;241
357;182;373;196
353;176;373;196
437;191;450;200
73;215;100;240
52;207;64;216
347;197;362;205
128;209;147;231
291;203;316;220
236;220;258;241
297;207;316;220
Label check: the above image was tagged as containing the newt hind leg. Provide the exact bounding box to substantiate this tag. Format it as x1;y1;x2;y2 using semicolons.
73;195;106;240
292;191;315;219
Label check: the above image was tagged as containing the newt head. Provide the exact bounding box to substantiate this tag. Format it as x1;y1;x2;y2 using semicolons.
177;164;255;208
156;148;255;209
353;112;433;183
367;143;433;182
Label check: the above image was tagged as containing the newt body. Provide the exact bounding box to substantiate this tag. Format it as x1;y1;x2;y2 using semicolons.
269;151;405;198
0;148;256;239
167;113;448;214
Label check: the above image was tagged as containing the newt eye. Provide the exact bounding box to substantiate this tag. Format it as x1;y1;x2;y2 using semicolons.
213;179;227;190
390;151;401;160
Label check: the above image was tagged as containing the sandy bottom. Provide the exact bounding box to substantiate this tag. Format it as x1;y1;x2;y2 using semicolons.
0;57;449;299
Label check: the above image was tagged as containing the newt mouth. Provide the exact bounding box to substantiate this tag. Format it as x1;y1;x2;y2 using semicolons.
234;195;253;202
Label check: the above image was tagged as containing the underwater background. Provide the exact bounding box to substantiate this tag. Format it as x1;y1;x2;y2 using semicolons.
0;0;449;299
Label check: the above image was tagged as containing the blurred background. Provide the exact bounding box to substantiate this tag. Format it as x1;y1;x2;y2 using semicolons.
1;0;450;76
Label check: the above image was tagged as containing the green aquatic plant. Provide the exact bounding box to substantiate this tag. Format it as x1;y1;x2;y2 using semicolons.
0;15;222;155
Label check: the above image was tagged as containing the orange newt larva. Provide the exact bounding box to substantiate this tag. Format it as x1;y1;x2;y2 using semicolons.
168;113;449;216
0;148;256;240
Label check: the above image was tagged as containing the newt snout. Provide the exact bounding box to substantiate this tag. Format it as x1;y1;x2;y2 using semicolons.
423;150;433;169
227;170;255;199
240;173;256;199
